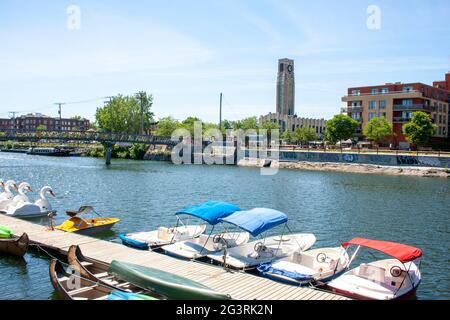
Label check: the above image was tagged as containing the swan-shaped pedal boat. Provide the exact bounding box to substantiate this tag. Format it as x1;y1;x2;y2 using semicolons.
0;182;33;213
55;206;120;235
3;186;57;218
0;180;18;202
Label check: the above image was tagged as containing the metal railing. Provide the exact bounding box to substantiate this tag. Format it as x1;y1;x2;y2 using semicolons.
0;129;178;146
393;104;430;111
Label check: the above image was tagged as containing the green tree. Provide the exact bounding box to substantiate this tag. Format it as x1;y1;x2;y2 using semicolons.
363;117;393;145
36;124;47;131
281;130;291;143
233;117;259;131
324;114;359;145
292;127;317;145
155;117;181;136
260;121;280;130
95;92;154;134
402;111;437;147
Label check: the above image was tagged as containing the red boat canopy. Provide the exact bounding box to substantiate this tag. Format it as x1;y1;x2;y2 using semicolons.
342;238;422;263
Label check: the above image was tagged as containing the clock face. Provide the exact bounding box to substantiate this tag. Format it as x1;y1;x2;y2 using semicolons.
287;65;293;73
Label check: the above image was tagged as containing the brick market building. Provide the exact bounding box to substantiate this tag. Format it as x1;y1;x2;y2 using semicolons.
0;113;90;131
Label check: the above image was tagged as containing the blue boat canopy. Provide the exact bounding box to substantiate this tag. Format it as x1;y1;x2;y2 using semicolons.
176;201;241;225
219;208;288;237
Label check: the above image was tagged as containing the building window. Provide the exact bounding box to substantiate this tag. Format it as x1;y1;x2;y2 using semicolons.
380;100;387;109
368;113;376;120
403;99;413;106
352;101;361;107
381;88;389;94
351;90;361;96
371;88;379;95
369;101;377;109
403;86;413;92
380;112;387;118
402;112;412;120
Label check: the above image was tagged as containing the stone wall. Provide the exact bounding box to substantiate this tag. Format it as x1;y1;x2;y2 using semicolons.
276;151;450;168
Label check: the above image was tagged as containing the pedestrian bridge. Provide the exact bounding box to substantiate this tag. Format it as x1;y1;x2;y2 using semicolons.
0;129;178;146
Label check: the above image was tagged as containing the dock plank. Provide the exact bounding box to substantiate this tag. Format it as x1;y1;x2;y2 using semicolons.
0;214;350;300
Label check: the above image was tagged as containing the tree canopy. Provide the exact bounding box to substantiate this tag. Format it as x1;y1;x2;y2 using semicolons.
324;114;359;144
363;117;393;145
402;111;436;146
291;126;317;145
95;92;154;134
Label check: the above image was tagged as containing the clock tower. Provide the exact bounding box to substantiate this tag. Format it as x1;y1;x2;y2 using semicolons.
276;58;295;116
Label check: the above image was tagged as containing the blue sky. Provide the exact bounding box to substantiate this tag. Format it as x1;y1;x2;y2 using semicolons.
0;0;449;123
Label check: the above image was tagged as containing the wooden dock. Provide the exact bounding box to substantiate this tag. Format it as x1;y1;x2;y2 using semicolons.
0;214;349;300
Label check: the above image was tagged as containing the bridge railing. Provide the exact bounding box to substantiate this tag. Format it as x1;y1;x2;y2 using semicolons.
0;129;178;146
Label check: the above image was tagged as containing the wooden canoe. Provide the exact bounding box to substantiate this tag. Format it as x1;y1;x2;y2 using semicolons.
49;259;158;300
0;233;29;257
67;245;160;297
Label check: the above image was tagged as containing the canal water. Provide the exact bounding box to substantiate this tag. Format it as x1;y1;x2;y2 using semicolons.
0;152;448;300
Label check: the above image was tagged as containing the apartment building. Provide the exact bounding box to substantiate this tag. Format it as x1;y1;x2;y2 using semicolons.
342;72;450;148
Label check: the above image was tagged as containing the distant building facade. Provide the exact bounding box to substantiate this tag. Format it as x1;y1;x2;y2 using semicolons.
276;58;295;116
342;72;450;148
260;113;326;138
0;113;90;131
260;58;327;139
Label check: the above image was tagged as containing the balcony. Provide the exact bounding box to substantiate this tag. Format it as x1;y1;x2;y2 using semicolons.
393;104;430;111
342;106;363;113
393;117;410;123
342;90;423;102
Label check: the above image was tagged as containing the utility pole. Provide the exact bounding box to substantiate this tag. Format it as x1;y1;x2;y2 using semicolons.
54;103;65;131
219;92;223;131
8;111;18;132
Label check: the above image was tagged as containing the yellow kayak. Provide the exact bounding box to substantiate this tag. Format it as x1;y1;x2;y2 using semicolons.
56;217;120;235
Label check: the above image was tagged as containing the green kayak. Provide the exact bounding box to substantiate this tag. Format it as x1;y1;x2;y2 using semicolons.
0;226;12;239
108;261;231;300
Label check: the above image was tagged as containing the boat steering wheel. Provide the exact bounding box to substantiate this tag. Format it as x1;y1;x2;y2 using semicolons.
254;242;265;252
390;266;403;278
316;253;327;263
213;234;229;247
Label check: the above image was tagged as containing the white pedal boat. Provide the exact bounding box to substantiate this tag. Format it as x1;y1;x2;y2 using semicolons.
327;238;422;300
257;247;350;286
120;225;206;250
206;208;316;270
161;201;249;260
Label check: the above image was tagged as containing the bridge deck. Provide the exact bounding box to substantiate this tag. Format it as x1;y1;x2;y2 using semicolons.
0;214;349;300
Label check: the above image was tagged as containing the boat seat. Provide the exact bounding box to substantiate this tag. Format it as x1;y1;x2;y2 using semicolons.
93;295;109;300
94;272;109;278
81;261;93;267
115;282;132;288
358;264;386;283
68;285;98;295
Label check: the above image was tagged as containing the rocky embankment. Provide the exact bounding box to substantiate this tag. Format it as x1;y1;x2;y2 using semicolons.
238;158;450;178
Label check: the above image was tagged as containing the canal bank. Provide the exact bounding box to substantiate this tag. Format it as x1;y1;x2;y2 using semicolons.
239;158;450;178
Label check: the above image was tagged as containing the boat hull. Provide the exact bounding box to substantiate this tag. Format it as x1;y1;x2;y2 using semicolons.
0;233;29;257
55;217;120;235
328;282;420;300
5;210;57;219
327;259;421;300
